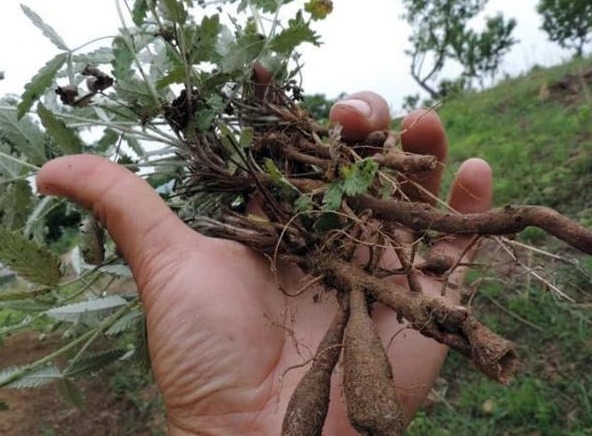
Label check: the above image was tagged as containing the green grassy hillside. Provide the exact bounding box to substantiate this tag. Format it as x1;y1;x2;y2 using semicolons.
408;58;592;435
442;57;592;223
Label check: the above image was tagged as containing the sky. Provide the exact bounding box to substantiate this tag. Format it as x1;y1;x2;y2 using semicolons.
0;0;576;114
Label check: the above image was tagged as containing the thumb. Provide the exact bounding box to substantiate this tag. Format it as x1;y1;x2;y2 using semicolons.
36;155;201;280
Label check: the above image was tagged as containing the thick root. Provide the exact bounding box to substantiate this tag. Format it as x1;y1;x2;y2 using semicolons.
343;288;404;436
281;298;349;436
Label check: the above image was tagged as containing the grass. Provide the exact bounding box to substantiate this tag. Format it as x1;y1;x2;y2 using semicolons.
407;57;592;435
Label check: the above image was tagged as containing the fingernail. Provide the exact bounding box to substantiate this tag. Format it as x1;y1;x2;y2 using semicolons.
336;98;372;117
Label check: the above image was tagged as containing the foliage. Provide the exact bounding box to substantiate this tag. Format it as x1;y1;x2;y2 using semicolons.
401;0;517;98
0;0;331;413
537;0;592;57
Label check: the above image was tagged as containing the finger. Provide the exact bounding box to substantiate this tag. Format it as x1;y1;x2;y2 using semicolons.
428;158;493;287
329;91;391;140
252;62;273;99
400;109;448;203
448;158;493;214
36;155;201;280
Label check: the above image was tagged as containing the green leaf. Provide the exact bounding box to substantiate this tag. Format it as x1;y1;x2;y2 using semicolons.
0;108;46;165
0;286;51;302
270;11;321;54
0;143;26;179
132;0;149;26
239;127;254;148
20;5;69;51
111;36;134;81
162;0;187;23
219;31;266;73
237;0;295;13
106;307;142;335
188;15;222;64
0;225;62;287
46;295;128;326
65;349;126;378
156;65;186;89
341;158;378;196
0;180;33;231
37;103;84;155
0;364;61;389
294;195;313;212
17;52;68;120
57;378;84;408
134;315;151;371
304;0;333;20
322;182;343;210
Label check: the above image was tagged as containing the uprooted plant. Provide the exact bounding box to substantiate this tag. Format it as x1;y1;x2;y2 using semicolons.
0;1;591;434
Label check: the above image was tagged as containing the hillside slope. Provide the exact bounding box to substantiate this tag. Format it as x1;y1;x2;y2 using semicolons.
441;57;592;224
408;58;592;435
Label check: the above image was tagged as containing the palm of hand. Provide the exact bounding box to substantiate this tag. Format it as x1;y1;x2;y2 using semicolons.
37;93;493;435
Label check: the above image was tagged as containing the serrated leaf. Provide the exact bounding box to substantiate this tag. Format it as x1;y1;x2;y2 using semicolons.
0;143;25;179
111;37;134;81
100;264;133;279
341;158;378;196
294;195;313;212
219;32;266;73
132;0;149;26
0;180;33;230
304;0;333;20
0;225;62;286
188;15;222;64
134;315;151;371
162;0;187;23
0;286;51;302
126;135;146;158
322;182;343;210
106;308;142;335
21;5;69;51
57;378;84;407
46;295;127;326
0;364;61;389
156;65;186;89
65;348;126;378
37;103;84;155
17;53;68;119
237;0;294;13
239;127;254;148
0;108;46;166
71;47;114;65
270;11;321;55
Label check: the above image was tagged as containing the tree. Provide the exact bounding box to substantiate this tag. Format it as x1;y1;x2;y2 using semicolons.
401;0;517;98
537;0;592;57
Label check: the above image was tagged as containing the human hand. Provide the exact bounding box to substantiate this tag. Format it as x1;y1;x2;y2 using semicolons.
36;92;492;435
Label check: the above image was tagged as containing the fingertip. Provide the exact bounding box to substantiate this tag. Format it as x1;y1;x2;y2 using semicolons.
449;158;493;213
329;91;391;140
400;109;447;161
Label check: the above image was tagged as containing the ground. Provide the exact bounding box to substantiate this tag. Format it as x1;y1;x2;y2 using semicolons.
0;332;165;436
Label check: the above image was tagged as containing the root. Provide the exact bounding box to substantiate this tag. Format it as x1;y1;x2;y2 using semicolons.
281;298;349;436
351;195;592;255
317;257;518;384
343;288;404;435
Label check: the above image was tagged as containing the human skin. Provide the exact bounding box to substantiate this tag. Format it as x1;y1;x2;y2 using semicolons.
36;92;493;435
